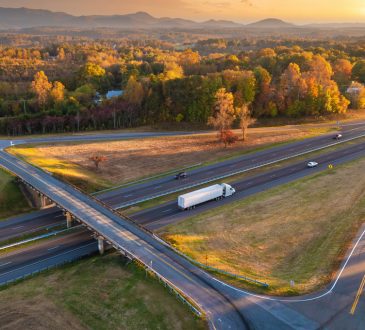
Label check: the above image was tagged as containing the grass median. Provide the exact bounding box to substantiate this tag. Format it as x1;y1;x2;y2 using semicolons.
0;253;206;330
0;168;33;220
159;156;365;296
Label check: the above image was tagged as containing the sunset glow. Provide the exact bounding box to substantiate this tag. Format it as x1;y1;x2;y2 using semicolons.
0;0;363;23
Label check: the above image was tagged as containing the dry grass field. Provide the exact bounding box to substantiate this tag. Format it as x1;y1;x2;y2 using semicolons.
0;254;206;330
9;126;330;192
160;157;365;295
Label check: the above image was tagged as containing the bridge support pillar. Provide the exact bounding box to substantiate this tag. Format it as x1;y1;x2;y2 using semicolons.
65;212;73;228
98;237;105;255
40;194;48;208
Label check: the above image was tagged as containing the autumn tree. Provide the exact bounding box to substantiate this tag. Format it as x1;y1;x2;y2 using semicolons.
50;81;65;103
220;129;238;148
333;59;353;88
89;155;107;170
31;71;52;109
236;104;256;141
307;55;333;85
352;60;365;84
208;88;236;146
253;66;272;116
123;75;144;106
162;62;184;80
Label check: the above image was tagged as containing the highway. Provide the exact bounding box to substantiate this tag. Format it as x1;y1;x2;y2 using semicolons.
1;124;365;329
101;123;365;208
2;137;365;239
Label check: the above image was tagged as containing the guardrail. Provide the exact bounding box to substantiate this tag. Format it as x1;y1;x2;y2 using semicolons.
114;132;365;209
153;234;269;288
134;258;203;317
0;226;81;251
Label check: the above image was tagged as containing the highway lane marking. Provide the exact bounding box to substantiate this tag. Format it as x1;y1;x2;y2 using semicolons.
12;226;24;230
123;194;134;198
47;245;60;251
162;209;172;213
0;262;11;267
350;274;365;315
153;185;163;190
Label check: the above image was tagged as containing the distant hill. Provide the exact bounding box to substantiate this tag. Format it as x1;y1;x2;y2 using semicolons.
247;18;295;28
0;7;244;30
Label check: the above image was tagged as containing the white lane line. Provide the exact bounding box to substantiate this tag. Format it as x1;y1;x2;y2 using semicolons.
0;261;11;267
153;185;162;190
124;194;134;198
55;214;64;218
47;245;60;251
162;209;172;213
12;226;24;230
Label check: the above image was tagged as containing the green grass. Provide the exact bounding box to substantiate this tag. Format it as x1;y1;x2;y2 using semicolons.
159;156;365;296
0;168;32;220
0;253;206;330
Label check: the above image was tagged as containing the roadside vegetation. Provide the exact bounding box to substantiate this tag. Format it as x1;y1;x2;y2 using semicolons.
8;126;331;193
0;253;206;330
159;157;365;296
0;169;32;220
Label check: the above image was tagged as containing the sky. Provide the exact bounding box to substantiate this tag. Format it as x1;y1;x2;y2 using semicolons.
0;0;364;23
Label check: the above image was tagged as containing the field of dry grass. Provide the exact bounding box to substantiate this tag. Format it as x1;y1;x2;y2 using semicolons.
9;126;331;192
159;157;365;296
0;254;206;330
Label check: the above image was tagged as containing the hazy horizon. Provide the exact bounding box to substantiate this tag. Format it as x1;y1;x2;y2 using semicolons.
0;0;363;24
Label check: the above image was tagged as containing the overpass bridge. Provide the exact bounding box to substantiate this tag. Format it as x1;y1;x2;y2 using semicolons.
0;149;250;330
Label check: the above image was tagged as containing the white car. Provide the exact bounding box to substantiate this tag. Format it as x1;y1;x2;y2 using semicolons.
307;161;318;168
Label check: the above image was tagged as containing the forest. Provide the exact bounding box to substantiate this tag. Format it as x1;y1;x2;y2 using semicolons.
0;34;364;135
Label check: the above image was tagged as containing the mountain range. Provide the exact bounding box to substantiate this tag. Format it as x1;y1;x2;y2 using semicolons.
0;7;363;30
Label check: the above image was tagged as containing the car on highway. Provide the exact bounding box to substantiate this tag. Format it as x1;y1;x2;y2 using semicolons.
175;171;187;180
307;161;319;168
333;134;342;140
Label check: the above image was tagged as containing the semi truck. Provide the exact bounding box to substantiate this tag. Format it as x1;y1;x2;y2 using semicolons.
178;183;236;210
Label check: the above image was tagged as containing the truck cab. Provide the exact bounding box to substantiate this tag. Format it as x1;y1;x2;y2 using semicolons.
221;183;235;197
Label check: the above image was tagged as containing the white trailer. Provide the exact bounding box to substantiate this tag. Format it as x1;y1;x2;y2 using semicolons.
178;183;236;210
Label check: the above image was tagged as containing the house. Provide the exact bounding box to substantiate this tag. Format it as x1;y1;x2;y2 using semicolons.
346;82;363;95
106;90;124;100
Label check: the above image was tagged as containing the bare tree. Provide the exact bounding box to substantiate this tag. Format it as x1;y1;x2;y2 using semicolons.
89;155;107;170
236;104;256;141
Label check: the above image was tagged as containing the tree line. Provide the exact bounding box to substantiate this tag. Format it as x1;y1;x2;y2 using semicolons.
0;39;364;135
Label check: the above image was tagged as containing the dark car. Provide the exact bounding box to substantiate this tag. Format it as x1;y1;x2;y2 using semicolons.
175;172;187;180
333;134;342;140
